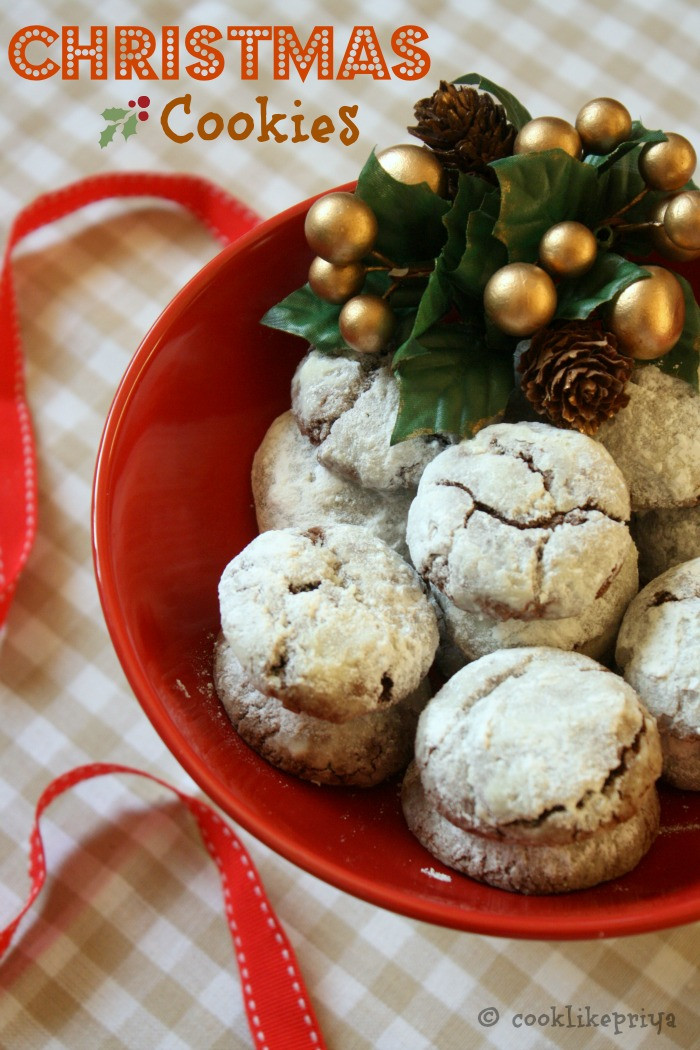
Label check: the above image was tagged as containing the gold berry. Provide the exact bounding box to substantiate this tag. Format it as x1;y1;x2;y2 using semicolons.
575;97;632;154
339;295;397;355
663;190;700;251
308;257;366;304
304;192;378;265
375;144;447;196
538;221;598;278
608;265;685;359
513;117;582;159
639;133;697;191
648;197;700;261
483;263;558;337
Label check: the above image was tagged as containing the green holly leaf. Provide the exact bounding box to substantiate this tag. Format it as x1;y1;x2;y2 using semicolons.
99;123;118;149
261;283;346;353
449;186;506;297
392;325;514;441
101;107;129;122
452;73;532;130
491;150;598;261
121;113;138;140
355;150;449;264
588;146;648;228
555;253;650;320
651;273;700;389
584;122;666;172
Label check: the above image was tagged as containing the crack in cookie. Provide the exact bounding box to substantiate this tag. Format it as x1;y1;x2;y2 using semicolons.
407;421;632;620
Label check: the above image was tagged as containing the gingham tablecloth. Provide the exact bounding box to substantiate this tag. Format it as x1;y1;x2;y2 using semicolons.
1;2;699;1048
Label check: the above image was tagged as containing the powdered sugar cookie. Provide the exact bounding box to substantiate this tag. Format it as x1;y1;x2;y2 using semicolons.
251;411;413;557
404;647;662;893
616;557;700;790
218;524;439;722
214;637;430;787
415;647;661;844
291;349;447;490
631;505;700;584
407;421;632;620
402;763;659;895
433;541;638;673
596;367;700;511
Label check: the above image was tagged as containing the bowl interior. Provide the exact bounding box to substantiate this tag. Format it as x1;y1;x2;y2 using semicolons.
93;194;700;939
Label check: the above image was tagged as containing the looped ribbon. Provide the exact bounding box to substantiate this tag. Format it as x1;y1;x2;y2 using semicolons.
0;173;327;1050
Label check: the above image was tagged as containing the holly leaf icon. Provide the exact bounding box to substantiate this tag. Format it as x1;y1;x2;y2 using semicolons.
101;107;129;122
121;114;138;140
99;124;118;149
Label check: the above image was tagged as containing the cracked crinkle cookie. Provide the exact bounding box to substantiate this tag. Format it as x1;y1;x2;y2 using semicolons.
596;367;700;510
403;647;662;894
218;524;439;722
631;504;700;584
616;557;700;790
214;636;430;787
252;411;413;558
407;421;632;621
432;541;638;675
291;348;447;490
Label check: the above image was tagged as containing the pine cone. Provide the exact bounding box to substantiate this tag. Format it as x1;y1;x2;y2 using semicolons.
518;320;634;436
409;81;516;189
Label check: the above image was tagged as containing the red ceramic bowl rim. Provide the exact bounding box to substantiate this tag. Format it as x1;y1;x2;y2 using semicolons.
93;192;700;940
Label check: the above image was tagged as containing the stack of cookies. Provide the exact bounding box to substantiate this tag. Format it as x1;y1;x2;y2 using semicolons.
597;367;700;583
212;345;699;894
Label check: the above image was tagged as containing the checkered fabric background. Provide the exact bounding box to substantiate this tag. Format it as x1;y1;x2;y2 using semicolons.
1;1;700;1047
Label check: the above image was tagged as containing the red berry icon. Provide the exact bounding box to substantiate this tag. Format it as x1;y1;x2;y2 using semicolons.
128;99;136;107
138;96;151;108
138;112;149;121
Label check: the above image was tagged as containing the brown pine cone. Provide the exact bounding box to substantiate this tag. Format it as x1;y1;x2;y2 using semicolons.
409;81;516;189
518;320;634;435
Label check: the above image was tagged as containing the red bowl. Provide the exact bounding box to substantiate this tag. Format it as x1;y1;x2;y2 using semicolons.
92;191;700;940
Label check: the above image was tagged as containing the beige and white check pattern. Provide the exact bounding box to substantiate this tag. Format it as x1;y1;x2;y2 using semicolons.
1;1;699;1047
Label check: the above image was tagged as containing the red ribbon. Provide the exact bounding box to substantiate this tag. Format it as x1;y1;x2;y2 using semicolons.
0;763;326;1050
0;174;328;1049
0;170;259;625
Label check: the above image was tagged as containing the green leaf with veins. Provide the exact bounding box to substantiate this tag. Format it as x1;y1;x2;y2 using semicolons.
555;253;650;320
355;150;449;265
491;150;598;260
392;324;514;441
260;283;346;352
451;73;532;130
584;122;666;172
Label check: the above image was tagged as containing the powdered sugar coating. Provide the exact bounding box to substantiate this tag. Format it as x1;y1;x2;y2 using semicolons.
596;367;700;510
214;637;430;787
433;541;638;672
218;524;439;722
291;349;446;490
407;421;632;620
631;504;700;583
252;411;413;557
616;557;700;789
402;763;660;895
415;647;661;844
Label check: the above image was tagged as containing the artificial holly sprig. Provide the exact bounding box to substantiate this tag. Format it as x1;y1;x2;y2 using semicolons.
261;74;700;445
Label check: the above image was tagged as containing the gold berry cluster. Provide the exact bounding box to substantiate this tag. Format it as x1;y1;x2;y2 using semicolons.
483;97;697;360
304;144;446;354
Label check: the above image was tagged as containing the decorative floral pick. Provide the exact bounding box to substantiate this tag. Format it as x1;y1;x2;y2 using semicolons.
262;74;700;445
